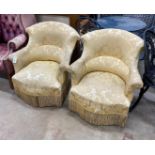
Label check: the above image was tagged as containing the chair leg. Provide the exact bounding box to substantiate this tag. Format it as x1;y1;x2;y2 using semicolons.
3;60;15;89
7;74;14;89
129;84;149;112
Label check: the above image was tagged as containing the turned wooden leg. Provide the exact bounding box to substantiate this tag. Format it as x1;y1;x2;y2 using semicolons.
7;73;14;89
3;59;15;89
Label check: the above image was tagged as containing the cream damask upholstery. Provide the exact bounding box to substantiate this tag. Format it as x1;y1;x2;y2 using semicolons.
69;29;144;126
9;21;79;107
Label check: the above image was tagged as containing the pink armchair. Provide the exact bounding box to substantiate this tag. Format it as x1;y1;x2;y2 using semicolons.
0;14;36;88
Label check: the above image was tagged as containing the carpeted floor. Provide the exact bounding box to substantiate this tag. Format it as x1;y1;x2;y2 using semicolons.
0;78;155;140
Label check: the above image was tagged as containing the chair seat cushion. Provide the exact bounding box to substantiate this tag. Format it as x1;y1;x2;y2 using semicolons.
0;43;9;71
12;61;65;96
70;71;130;115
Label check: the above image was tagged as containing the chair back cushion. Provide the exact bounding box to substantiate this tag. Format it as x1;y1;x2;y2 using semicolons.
86;56;129;82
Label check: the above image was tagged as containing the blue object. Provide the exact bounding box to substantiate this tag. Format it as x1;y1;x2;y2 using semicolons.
96;16;147;32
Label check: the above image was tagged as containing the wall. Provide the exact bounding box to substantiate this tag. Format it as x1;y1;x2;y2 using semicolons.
36;14;69;24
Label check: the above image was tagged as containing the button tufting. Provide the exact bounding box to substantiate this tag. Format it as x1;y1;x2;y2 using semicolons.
13;30;16;34
5;16;8;20
16;25;20;29
1;22;5;27
12;16;15;21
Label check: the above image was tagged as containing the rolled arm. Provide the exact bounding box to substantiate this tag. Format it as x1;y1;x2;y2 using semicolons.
7;34;27;52
70;58;87;85
8;46;29;73
59;46;73;72
60;33;80;72
126;59;143;96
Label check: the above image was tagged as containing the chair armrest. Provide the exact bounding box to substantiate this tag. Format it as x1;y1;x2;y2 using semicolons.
59;49;72;72
126;59;143;96
70;58;87;85
60;36;80;73
7;34;27;52
8;46;29;73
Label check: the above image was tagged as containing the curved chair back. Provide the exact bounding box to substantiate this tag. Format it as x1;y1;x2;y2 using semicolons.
81;29;144;68
9;21;80;73
26;21;79;48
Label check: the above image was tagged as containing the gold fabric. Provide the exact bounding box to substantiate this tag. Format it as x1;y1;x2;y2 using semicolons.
9;21;80;107
69;29;144;126
13;61;65;107
12;61;63;96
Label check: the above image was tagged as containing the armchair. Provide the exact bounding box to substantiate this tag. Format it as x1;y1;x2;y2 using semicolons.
0;14;36;88
9;21;80;107
69;29;144;126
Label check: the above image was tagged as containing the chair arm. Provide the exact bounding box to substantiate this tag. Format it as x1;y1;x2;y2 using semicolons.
7;34;27;52
70;58;87;85
59;50;71;73
60;37;80;73
8;46;29;73
125;60;143;96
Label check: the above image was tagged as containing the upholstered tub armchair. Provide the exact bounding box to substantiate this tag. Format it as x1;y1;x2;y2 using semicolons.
0;14;36;88
69;29;144;126
8;21;80;107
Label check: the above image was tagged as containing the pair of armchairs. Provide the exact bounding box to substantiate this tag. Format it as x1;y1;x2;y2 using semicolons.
8;21;144;127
